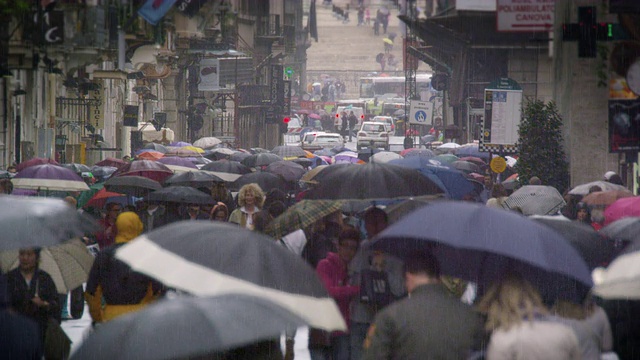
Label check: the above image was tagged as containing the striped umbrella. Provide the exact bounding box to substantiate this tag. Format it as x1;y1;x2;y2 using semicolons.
271;145;307;159
266;200;344;239
503;185;566;216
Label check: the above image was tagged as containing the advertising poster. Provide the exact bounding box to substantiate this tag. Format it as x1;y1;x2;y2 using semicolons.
609;99;640;152
481;89;522;153
198;58;220;91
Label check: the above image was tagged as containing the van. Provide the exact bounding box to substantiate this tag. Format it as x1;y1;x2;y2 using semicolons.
301;132;345;151
334;106;365;129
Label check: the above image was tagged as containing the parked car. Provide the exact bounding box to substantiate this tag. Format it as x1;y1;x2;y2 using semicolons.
301;132;345;151
357;121;391;150
372;115;395;133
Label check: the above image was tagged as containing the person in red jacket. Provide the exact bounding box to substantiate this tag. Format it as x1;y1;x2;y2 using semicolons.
316;225;361;360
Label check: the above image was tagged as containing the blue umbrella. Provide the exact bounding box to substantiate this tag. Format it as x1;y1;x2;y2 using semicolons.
389;157;474;200
314;148;335;157
370;202;593;303
453;143;490;160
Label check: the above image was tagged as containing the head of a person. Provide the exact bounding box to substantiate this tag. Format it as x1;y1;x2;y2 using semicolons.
528;176;542;185
114;212;144;243
575;202;591;223
264;188;287;207
123;155;132;162
267;200;286;219
252;210;273;234
491;183;508;198
0;179;13;194
604;171;617;182
63;196;77;208
211;182;229;201
476;273;547;331
6;165;16;174
105;202;123;220
337;225;361;264
237;183;265;209
403;251;441;293
187;204;200;215
588;185;602;194
363;206;388;238
608;174;624;186
483;175;493;189
210;202;229;222
18;247;41;273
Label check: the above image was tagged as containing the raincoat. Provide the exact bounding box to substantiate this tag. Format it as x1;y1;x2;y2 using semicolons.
85;212;161;323
316;252;360;335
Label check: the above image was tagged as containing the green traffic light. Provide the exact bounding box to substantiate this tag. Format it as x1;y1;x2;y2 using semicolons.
608;23;613;38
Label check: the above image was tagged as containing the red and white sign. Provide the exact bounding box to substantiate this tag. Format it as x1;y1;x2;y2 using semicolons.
497;0;555;32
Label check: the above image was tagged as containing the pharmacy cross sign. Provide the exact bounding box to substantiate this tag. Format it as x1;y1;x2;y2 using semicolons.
562;6;626;58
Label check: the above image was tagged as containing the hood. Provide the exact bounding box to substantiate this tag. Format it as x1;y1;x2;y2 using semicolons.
115;211;144;243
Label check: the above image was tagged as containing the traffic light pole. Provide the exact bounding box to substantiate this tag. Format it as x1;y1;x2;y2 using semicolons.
404;0;418;145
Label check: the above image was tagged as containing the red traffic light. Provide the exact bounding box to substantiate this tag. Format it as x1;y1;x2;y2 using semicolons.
283;117;290;124
335;113;340;118
360;114;365;119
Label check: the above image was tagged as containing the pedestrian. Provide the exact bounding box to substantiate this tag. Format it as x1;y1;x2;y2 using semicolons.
340;111;348;139
365;7;370;25
182;204;209;220
210;202;229;222
357;6;364;26
362;251;484;359
316;225;362;360
328;82;337;102
136;200;165;233
486;183;508;209
94;202;122;250
229;183;265;230
348;111;358;142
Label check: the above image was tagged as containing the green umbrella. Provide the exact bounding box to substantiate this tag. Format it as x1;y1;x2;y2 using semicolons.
266;200;344;239
433;154;459;164
77;182;104;209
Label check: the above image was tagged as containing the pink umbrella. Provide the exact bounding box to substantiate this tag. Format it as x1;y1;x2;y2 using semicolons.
16;157;59;172
111;160;174;182
309;113;321;120
604;196;640;226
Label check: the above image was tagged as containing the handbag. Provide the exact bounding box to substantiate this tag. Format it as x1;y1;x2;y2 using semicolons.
45;317;72;360
359;269;392;310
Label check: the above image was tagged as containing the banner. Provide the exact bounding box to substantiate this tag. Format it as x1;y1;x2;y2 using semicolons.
609;99;640;152
198;58;220;91
123;105;139;127
88;80;104;129
138;0;178;25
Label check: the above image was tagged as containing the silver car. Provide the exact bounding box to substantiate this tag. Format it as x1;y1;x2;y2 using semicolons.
357;121;391;150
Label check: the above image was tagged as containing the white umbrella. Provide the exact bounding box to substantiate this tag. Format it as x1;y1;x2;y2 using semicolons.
568;181;630;196
370;151;402;163
193;137;222;149
593;250;640;299
503;185;566;216
437;142;461;150
505;156;518;168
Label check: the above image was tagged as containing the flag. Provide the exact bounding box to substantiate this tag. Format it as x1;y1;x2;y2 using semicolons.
138;0;178;25
308;0;318;42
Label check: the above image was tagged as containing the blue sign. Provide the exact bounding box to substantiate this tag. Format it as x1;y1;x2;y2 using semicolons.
415;110;428;123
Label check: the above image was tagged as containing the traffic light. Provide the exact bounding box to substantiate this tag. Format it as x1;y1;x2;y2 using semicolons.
283;116;291;124
279;116;289;133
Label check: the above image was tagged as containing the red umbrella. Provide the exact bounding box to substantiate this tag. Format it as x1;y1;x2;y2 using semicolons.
111;160;174;182
137;150;164;161
95;157;127;168
604;196;640;226
16;157;59;172
458;156;486;167
86;188;127;208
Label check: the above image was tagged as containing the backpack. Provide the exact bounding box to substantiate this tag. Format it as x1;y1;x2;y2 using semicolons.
359;269;392;310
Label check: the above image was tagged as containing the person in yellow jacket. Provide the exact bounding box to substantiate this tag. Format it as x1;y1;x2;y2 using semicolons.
85;211;163;323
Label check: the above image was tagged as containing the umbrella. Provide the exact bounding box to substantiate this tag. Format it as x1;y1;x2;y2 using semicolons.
453;143;490;160
230;151;251;162
309;113;321;120
314;148;335;157
136;150;164;160
334;151;364;164
308;162;444;200
592;250;640;299
568;181;630;196
300;165;329;184
115;221;346;331
241;153;283;168
250;148;270;154
0;238;94;293
502;173;519;190
156;157;198;169
458;156;486;167
70;294;308;360
433;154;458;164
104;175;162;197
533;217;617;270
182;146;205;154
581;190;634;208
111;160;173;182
85;188;128;209
164;148;202;158
384;196;437;224
169;141;192;147
201;160;251;175
193;136;222;149
142;143;168;153
61;163;92;174
147;186;215;205
503;185;566;216
12;164;90;192
600;217;640;244
604;196;640;225
271;146;307;159
291;157;315;168
451;160;480;174
264;161;307;182
164;167;240;183
0;170;11;179
437;143;461;150
164;171;225;188
0;196;98;251
389;157;475;200
94;157;127;168
232;172;288;192
90;166;118;180
393;109;405;116
370;201;593;303
369;151;402;163
266;200;344;239
15;157;59;172
382;38;393;45
467;172;485;182
204;148;236;161
401;148;435;158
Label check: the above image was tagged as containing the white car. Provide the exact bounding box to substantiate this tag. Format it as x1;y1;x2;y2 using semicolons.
301;132;345;151
357;121;391;150
372;115;395;133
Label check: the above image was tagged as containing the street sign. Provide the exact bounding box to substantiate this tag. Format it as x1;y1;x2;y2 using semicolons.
490;156;507;173
88;80;104;129
285;66;294;77
408;100;433;126
496;0;554;32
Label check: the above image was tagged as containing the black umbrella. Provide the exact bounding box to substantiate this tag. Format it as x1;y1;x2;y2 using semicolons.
203;148;236;161
271;146;307;159
291;157;314;168
308;162;444;200
264;161;307;182
229;151;251;162
232;172;288;192
0;196;98;251
62;163;92;174
250;147;270;154
201;160;252;175
70;294;307;360
115;221;346;331
104;175;162;197
241;153;283;168
164;171;224;188
600;217;640;255
142;142;168;153
147;186;215;205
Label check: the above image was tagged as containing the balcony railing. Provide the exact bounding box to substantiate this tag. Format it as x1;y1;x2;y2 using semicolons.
256;14;281;38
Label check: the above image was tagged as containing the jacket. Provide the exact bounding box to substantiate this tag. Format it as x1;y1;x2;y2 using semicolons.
316;252;360;333
363;283;484;360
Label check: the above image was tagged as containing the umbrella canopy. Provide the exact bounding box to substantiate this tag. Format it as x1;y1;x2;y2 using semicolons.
241;153;283;168
433;154;459;164
169;141;192;147
382;37;393;45
437;142;461;150
271;146;307;159
250;148;270;154
94;157;127;168
111;160;173;182
308;162;444;200
115;221;346;331
314;148;335;157
402;148;435;158
0;239;94;293
164;148;202;158
232;172;288;192
193;137;222;149
389;157;474;200
104;175;162;197
0;196;98;251
15;157;59;172
503;185;566;216
85;188;128;209
90;166;118;180
147;186;215;205
600;217;640;245
229;151;251;162
451;160;480;174
369;151;402;163
592;250;640;299
534;217;617;270
201;160;251;175
70;294;308;360
568;181;630;196
384;196;437;224
182;145;205;154
266;200;344;239
300;165;329;184
264;161;307;182
292;157;315;168
203;148;236;161
61;163;92;174
142;142;168;153
604;196;640;225
370;201;593;303
12;164;89;191
334;151;364;164
453;143;490;160
164;171;225;188
156;157;198;169
136;150;165;161
309;113;321;120
458;156;486;167
581;190;634;208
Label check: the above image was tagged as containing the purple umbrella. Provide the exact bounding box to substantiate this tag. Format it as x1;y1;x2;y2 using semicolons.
157;157;198;169
12;164;89;191
169;141;193;147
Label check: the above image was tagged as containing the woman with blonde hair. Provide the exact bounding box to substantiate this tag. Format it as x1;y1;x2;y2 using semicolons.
229;183;265;230
477;273;580;360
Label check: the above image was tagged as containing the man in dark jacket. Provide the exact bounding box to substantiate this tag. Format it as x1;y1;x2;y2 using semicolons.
348;111;358;142
362;251;484;360
340;111;348;139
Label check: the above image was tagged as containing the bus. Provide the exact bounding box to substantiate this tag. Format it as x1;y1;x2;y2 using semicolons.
359;73;435;101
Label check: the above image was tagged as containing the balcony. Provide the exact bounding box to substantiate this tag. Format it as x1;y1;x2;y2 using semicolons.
255;15;282;42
